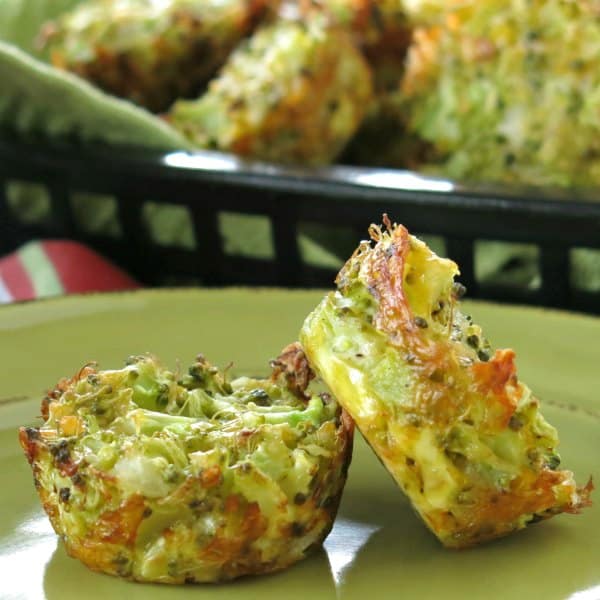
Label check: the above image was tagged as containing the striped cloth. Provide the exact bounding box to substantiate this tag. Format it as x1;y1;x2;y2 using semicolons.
0;240;139;303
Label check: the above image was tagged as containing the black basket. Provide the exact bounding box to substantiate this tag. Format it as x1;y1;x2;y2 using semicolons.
1;136;600;314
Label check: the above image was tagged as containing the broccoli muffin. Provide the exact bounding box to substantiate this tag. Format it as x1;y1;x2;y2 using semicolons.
19;344;353;582
298;0;410;100
39;0;276;112
168;17;373;165
300;217;592;548
299;1;422;170
400;0;600;186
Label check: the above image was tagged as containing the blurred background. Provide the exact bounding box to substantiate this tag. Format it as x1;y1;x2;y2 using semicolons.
1;0;600;313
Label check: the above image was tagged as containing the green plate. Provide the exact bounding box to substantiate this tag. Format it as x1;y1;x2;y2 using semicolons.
0;289;598;600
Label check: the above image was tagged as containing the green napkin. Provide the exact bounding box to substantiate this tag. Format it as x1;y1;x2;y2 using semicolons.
0;41;192;149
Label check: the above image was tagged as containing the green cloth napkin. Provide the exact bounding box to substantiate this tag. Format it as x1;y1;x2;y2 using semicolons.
0;0;190;149
0;41;192;149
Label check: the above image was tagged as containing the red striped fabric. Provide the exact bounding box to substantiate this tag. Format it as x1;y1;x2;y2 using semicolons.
0;251;35;300
42;241;139;294
0;241;140;302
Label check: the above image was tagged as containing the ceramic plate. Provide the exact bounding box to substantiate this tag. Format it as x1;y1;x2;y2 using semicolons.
1;289;598;600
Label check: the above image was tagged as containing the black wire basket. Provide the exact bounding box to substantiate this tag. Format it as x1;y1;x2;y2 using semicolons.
1;136;600;314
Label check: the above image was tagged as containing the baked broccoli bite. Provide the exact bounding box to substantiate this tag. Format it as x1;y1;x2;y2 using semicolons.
400;0;600;186
298;1;422;170
300;217;592;548
168;17;373;165
19;344;353;582
39;0;276;112
298;0;410;98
